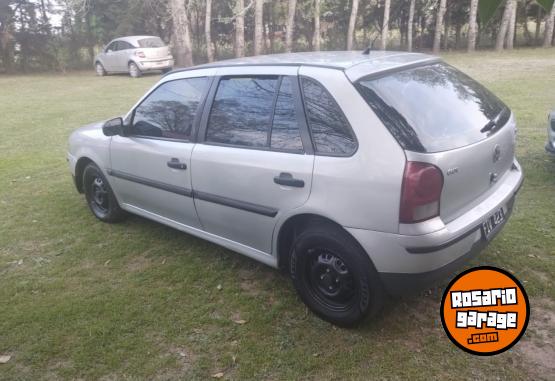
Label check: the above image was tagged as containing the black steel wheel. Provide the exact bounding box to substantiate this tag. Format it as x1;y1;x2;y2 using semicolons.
83;163;126;223
290;222;384;326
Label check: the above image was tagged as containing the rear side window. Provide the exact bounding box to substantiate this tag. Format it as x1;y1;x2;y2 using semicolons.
356;62;509;153
119;41;135;50
131;77;209;140
301;77;356;156
206;76;304;152
138;37;165;48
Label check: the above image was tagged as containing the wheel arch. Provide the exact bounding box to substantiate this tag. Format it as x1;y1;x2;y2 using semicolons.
74;157;94;193
275;213;369;271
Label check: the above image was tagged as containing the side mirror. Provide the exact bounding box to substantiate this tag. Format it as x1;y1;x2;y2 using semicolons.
102;117;124;136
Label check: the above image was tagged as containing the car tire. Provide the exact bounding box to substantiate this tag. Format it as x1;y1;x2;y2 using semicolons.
95;62;106;76
162;67;173;74
83;163;126;223
290;222;384;327
128;62;142;78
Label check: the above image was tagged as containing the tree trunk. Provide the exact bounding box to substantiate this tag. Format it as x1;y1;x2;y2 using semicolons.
535;6;542;45
314;0;321;51
285;0;297;52
432;0;447;54
468;0;478;52
235;0;245;57
269;2;276;53
495;0;515;51
347;0;359;50
254;0;263;55
506;0;517;49
407;0;415;52
205;0;214;62
170;0;194;67
85;12;95;64
380;0;390;50
544;1;555;47
443;0;450;51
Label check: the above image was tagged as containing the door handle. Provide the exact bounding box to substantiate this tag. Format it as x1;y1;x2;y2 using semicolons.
167;158;187;170
274;172;304;188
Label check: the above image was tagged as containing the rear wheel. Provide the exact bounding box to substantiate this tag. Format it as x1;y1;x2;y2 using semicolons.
290;223;384;326
83;163;126;222
162;67;173;74
128;62;141;78
95;62;106;76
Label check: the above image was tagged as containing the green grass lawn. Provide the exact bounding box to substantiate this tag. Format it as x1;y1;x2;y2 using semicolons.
1;48;554;380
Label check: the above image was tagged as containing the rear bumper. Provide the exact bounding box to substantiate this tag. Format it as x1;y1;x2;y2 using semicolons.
379;195;516;295
136;58;174;71
346;160;523;295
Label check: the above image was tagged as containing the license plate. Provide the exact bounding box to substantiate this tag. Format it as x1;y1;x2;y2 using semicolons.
481;208;506;240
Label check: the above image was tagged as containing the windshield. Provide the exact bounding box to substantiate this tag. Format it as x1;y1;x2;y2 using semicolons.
137;37;165;48
356;63;509;153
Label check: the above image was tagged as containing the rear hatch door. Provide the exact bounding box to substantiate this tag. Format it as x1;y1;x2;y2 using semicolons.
137;37;170;59
356;62;516;223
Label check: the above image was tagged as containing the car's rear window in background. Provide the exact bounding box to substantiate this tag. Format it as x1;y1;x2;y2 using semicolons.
356;63;509;153
138;37;165;48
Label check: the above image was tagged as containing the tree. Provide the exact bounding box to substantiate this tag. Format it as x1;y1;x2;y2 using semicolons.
506;0;517;49
313;0;321;51
544;0;555;47
347;0;359;50
495;0;515;51
285;0;297;52
235;0;245;57
170;0;194;67
432;0;447;54
254;0;263;55
205;0;214;62
407;0;415;52
468;0;479;52
380;0;390;50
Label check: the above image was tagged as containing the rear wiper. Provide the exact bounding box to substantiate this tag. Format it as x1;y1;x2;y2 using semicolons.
480;120;496;133
480;107;508;134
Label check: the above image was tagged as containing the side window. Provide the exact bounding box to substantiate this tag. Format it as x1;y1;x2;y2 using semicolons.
301;77;357;155
131;77;209;140
119;41;134;50
106;42;117;52
206;76;278;148
270;77;303;151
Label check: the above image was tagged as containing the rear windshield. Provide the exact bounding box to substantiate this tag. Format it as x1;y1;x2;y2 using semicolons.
137;37;165;48
356;62;509;153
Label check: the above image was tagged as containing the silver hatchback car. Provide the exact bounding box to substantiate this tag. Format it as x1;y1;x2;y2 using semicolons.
95;35;174;78
69;51;523;326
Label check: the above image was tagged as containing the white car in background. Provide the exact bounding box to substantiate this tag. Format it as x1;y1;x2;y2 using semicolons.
94;36;174;78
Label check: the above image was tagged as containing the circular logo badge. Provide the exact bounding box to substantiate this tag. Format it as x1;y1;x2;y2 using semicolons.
440;266;529;356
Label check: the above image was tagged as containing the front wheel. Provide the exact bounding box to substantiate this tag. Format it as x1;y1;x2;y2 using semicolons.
290;223;384;326
128;62;142;78
95;62;106;76
83;163;126;223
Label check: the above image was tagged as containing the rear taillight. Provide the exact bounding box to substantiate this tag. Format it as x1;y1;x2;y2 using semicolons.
400;161;444;224
135;51;146;58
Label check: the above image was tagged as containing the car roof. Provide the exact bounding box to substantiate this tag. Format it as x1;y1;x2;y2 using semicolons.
167;51;440;81
113;35;162;45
